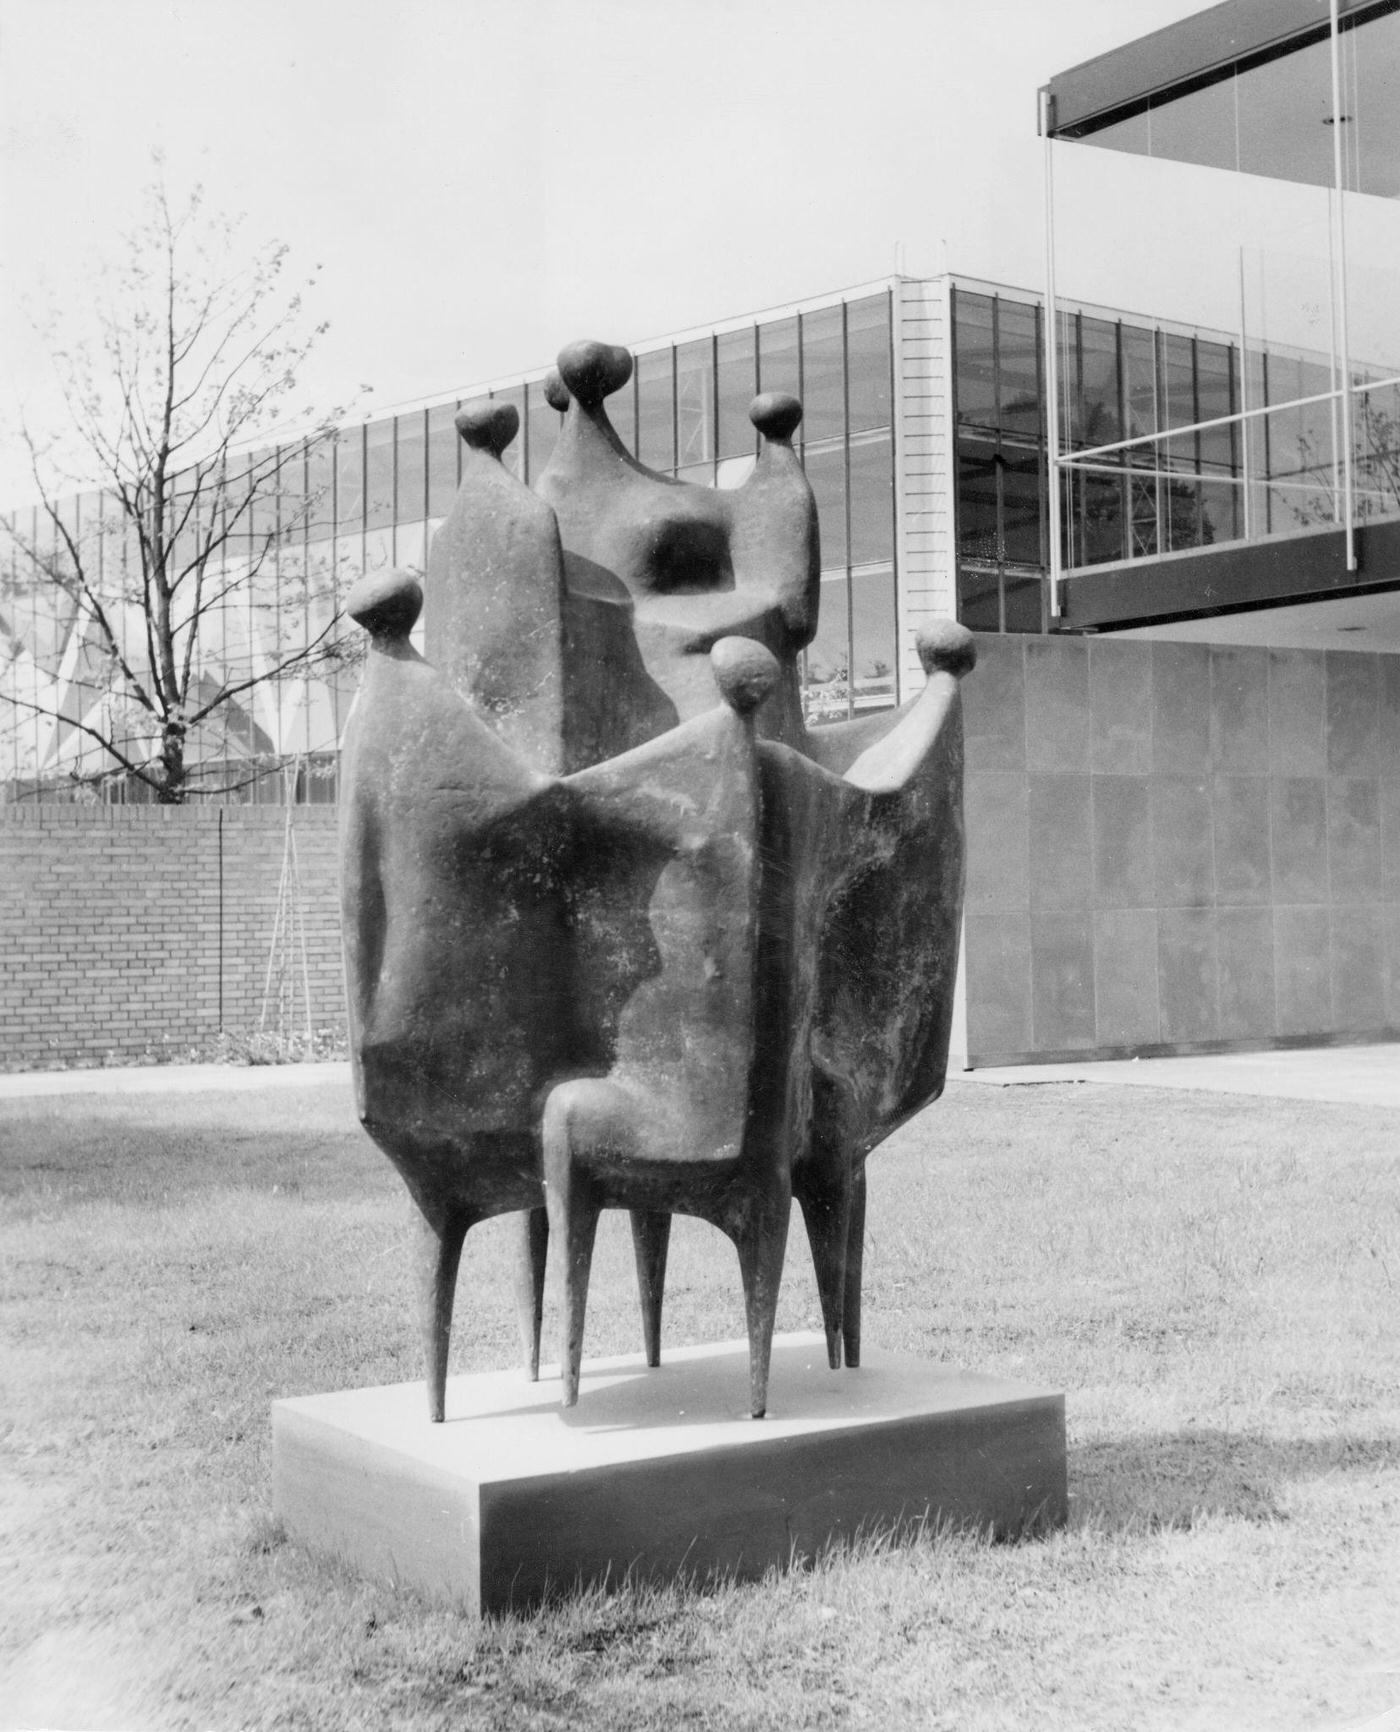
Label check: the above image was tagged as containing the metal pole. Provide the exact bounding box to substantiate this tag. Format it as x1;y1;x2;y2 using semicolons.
1330;0;1358;571
1238;247;1252;542
1041;90;1064;619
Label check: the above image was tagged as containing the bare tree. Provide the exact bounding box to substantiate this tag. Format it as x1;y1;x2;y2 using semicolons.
1;170;361;803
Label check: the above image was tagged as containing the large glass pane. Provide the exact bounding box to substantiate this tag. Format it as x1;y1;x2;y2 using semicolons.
957;440;1000;561
525;380;560;483
957;565;1001;632
954;292;997;430
757;316;800;404
801;305;845;444
847;433;893;566
636;347;674;470
1147;76;1238;174
395;411;426;524
1001;445;1044;566
1351;10;1400;197
607;369;636;454
1003;573;1044;634
1120;323;1158;440
426;402;460;516
335;426;364;539
998;299;1041;439
1164;477;1203;551
246;450;277;549
1236;37;1334;189
1196;341;1236;473
715;327;756;460
804;444;847;569
1076;470;1126;565
846;295;891;433
306;435;335;540
804;572;849;724
365;419;394;531
1200;478;1239;544
1076;317;1121;448
850;564;896;709
675;339;714;468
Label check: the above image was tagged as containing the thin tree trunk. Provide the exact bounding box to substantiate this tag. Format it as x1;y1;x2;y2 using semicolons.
158;719;187;804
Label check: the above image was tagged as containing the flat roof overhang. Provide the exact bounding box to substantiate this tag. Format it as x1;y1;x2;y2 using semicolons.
1043;0;1394;137
1056;516;1400;633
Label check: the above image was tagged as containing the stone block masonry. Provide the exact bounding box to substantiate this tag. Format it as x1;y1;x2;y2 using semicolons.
0;805;344;1069
958;635;1400;1065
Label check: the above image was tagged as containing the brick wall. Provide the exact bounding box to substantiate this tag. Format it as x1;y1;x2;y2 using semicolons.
0;805;343;1069
959;634;1400;1065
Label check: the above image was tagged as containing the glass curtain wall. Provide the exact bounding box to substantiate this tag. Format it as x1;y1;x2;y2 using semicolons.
1;290;899;799
1044;2;1400;594
609;292;898;727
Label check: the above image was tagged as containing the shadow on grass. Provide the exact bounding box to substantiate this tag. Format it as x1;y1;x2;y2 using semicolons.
1075;1427;1400;1531
0;1087;384;1210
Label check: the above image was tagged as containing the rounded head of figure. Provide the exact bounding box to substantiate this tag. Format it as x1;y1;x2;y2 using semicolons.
710;636;780;716
347;568;423;640
916;619;977;679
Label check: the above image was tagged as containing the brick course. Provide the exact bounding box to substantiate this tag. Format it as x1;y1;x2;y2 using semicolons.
0;805;344;1068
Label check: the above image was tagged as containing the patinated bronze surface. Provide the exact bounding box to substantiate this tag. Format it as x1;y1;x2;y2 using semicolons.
340;339;975;1420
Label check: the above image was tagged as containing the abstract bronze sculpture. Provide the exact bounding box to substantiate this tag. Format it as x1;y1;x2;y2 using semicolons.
340;339;975;1422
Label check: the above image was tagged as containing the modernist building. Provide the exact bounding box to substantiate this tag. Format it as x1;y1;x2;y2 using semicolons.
7;263;1393;796
2;0;1396;1063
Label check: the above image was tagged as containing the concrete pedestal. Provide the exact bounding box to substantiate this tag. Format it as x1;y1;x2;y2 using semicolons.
272;1333;1066;1614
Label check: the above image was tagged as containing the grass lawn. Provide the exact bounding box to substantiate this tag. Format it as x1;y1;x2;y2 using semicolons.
2;1075;1398;1731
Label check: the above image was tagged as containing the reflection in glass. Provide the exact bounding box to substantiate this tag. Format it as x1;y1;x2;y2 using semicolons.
804;444;847;568
637;348;674;471
607;369;636;455
1147;76;1237;173
850;564;896;708
846;295;891;433
715;327;756;460
365;420;394;532
395;412;426;526
1352;10;1400;197
758;317;800;404
801;305;845;443
1001;447;1044;566
804;572;849;725
1076;318;1120;447
848;433;894;566
955;293;997;429
675;339;714;468
1236;37;1334;188
335;427;364;538
426;403;460;517
998;298;1041;438
306;436;335;540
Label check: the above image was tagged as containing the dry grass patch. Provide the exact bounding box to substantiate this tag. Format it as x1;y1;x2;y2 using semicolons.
2;1077;1398;1730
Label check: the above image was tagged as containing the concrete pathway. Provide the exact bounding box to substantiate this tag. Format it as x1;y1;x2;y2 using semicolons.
1;1047;1396;1109
0;1060;352;1100
960;1043;1400;1109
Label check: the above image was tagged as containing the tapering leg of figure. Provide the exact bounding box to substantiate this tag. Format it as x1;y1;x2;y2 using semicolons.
542;1086;603;1408
842;1163;867;1369
795;1169;851;1371
630;1209;672;1368
513;1206;549;1381
733;1195;791;1419
418;1208;468;1424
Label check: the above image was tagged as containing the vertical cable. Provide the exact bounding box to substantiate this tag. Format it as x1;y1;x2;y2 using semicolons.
1041;91;1063;620
1330;0;1357;571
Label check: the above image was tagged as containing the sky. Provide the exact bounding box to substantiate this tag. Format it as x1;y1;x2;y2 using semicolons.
0;0;1251;504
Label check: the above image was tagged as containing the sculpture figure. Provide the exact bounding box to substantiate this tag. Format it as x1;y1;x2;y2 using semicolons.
340;339;975;1421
